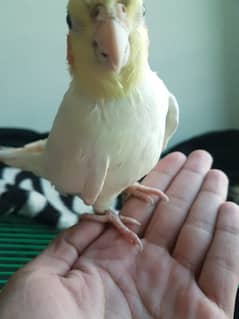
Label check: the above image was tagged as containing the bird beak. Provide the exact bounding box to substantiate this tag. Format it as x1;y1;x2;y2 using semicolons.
93;19;130;73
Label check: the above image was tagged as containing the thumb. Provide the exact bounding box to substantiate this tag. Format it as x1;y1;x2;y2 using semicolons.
24;221;105;275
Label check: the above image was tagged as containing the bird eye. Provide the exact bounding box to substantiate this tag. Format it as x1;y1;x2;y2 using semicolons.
91;5;103;19
142;5;146;17
66;13;72;30
118;3;126;13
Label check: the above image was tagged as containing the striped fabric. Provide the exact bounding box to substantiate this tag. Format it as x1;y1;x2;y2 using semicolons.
0;215;58;289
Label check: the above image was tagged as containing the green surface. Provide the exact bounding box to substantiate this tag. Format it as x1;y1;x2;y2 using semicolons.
0;215;58;289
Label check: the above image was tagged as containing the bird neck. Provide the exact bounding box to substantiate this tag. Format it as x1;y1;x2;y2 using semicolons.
71;63;147;101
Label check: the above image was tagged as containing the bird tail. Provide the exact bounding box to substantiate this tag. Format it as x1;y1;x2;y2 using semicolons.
0;139;47;177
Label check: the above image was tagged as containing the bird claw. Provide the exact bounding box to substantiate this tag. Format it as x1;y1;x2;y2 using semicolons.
80;211;143;250
120;215;141;226
125;183;169;204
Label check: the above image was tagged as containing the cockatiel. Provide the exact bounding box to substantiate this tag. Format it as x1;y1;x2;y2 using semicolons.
0;0;179;247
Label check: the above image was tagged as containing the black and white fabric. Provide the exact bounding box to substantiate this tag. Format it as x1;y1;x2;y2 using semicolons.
0;128;119;229
0;165;92;229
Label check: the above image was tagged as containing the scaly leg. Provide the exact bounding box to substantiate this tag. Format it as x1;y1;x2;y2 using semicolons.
80;211;143;249
125;182;169;204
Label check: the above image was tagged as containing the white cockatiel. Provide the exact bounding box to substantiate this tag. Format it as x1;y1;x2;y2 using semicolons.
0;0;179;247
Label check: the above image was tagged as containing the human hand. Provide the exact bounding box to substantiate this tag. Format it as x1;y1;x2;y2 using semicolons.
0;151;238;319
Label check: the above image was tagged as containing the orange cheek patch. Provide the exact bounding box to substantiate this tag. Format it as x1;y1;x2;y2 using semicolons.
67;33;74;66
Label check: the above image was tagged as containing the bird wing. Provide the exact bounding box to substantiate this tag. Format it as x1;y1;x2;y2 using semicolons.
45;141;111;206
44;87;112;206
78;152;110;206
162;94;179;149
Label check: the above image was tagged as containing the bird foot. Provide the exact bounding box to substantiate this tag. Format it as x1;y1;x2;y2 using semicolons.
80;211;143;249
125;182;169;204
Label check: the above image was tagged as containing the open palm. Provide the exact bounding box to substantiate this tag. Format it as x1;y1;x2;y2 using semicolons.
0;151;238;319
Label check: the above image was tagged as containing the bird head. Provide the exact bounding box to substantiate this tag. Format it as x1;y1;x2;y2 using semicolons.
67;0;148;99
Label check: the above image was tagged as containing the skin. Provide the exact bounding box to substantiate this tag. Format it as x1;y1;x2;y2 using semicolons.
0;150;238;319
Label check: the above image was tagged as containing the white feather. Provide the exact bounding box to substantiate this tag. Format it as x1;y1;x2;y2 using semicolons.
43;66;179;211
0;67;178;213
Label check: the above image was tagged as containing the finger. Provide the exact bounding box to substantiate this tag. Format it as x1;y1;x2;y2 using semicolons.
24;221;105;275
199;202;239;318
172;170;228;274
120;152;187;235
145;150;213;250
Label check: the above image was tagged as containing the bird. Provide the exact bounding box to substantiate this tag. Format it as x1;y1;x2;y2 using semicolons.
0;0;179;248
